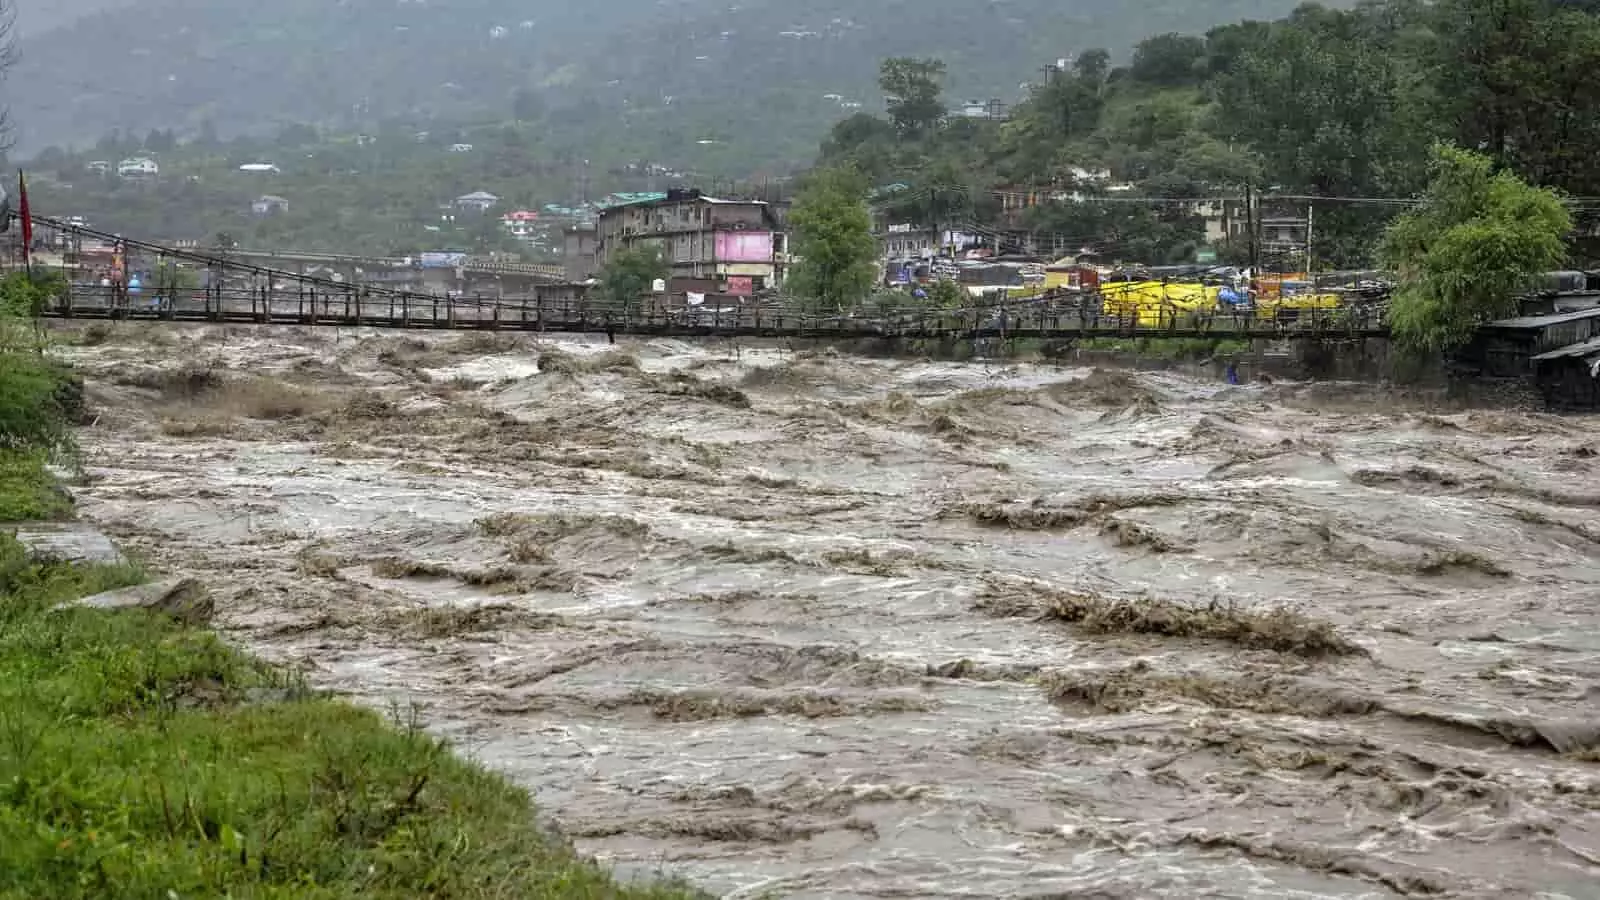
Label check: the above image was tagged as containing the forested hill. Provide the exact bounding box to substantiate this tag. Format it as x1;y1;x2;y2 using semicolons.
11;0;1326;158
823;0;1600;268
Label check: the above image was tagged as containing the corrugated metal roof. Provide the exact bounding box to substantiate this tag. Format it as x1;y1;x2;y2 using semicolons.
1531;336;1600;361
594;192;669;209
1486;307;1600;330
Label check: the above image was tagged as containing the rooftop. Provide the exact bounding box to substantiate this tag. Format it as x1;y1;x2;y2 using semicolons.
1485;306;1600;330
1531;335;1600;361
598;190;770;212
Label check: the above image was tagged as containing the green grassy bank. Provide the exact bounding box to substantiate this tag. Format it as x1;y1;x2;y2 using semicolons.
0;541;704;899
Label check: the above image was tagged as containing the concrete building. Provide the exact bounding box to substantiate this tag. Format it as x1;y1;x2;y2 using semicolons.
500;210;542;243
563;223;597;282
455;191;500;213
251;195;290;216
593;188;788;292
877;222;981;259
116;157;159;180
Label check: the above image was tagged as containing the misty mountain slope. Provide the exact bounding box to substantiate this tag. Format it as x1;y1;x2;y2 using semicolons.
10;0;1324;160
10;0;133;40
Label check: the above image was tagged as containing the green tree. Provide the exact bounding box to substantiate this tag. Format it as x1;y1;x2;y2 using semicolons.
926;278;965;309
1380;144;1571;353
1434;0;1600;198
1073;49;1112;83
1129;33;1208;86
788;166;878;313
1026;200;1202;264
878;57;947;138
598;246;666;314
1211;3;1437;263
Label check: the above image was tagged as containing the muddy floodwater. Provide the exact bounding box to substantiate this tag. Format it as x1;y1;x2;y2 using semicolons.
56;324;1600;898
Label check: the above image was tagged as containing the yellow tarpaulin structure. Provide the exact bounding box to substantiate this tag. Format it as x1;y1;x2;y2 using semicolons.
1100;280;1222;327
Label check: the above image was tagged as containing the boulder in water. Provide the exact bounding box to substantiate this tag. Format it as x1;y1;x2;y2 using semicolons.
71;578;214;626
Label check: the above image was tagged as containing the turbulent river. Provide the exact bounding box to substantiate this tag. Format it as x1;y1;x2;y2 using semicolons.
55;323;1600;899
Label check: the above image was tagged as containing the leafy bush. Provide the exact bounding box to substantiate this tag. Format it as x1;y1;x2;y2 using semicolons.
0;450;73;522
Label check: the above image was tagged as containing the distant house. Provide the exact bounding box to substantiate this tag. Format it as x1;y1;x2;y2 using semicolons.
500;209;540;240
252;195;290;216
449;143;474;153
239;163;281;174
955;99;1007;120
86;161;110;175
117;157;159;179
1065;166;1111;184
455;191;499;212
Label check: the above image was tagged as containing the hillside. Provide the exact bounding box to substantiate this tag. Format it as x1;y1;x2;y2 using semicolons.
10;0;1328;162
10;0;131;39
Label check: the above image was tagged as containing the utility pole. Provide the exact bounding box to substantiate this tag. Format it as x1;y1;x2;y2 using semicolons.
1304;200;1315;285
1244;184;1259;277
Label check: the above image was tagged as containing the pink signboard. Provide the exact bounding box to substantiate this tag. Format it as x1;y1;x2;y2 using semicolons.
714;231;773;262
725;276;754;296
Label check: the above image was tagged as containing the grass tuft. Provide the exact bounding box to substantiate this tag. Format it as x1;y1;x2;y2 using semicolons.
0;449;74;522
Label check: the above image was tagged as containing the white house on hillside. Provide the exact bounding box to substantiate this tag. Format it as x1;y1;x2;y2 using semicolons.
252;195;290;216
117;157;159;179
455;191;499;212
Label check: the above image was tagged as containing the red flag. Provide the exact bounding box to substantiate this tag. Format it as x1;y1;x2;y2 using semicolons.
17;171;31;265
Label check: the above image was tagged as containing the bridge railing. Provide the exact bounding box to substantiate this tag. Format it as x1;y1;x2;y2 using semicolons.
42;281;1388;339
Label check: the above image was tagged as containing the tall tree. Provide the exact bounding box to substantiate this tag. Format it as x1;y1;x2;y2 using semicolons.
994;60;1106;182
1435;0;1600;200
878;57;947;138
788;166;878;313
1073;49;1111;83
1211;3;1437;264
598;245;667;315
1129;32;1208;86
1381;144;1571;353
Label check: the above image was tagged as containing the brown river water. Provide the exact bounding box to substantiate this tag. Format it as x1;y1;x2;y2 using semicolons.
53;323;1600;898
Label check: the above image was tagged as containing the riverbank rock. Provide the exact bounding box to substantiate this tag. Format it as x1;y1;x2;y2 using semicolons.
73;578;214;626
10;522;121;565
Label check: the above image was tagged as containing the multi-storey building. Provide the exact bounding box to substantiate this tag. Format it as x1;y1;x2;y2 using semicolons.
593;188;789;293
